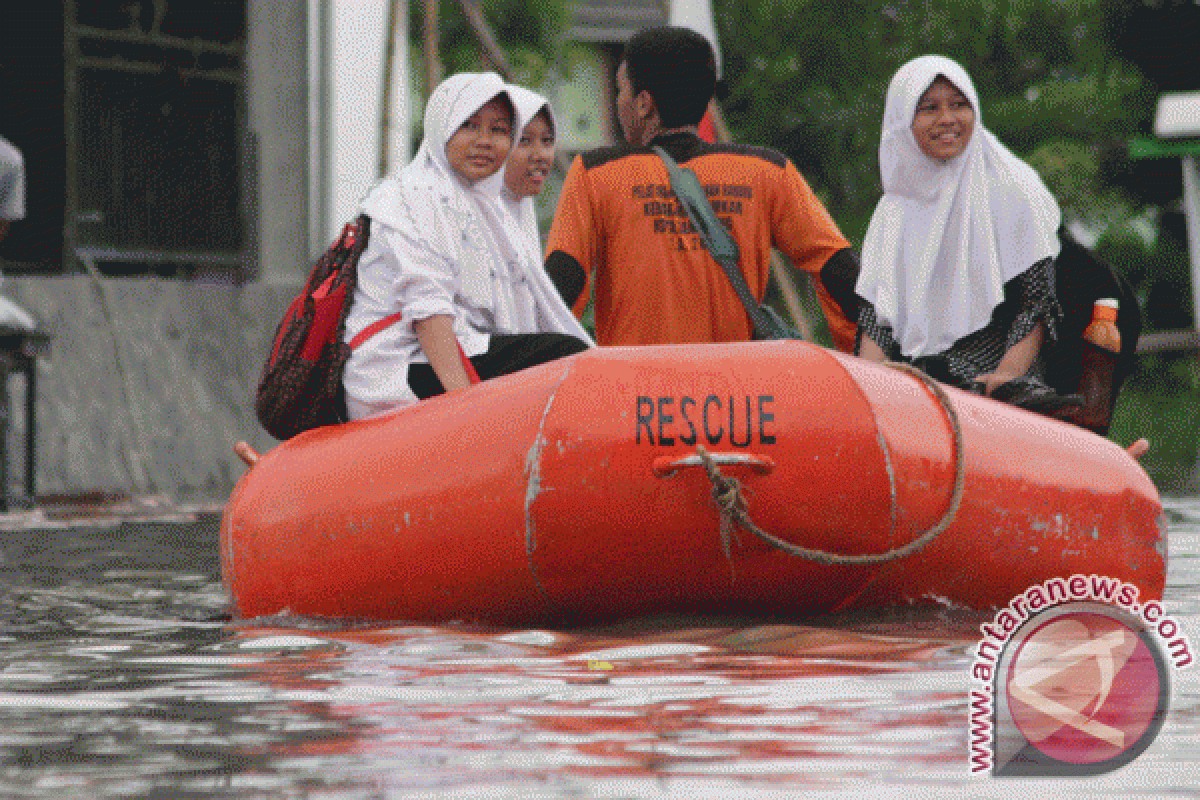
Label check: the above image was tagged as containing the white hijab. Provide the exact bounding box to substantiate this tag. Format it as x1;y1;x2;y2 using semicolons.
856;55;1062;358
488;84;594;344
359;72;515;323
502;85;552;249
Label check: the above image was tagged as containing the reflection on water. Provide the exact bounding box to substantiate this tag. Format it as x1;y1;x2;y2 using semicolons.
0;500;1196;798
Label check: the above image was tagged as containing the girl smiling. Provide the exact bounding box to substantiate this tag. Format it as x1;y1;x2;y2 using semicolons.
854;55;1078;414
342;73;589;419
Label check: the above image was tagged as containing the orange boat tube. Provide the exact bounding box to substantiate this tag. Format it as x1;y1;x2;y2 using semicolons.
221;342;1166;625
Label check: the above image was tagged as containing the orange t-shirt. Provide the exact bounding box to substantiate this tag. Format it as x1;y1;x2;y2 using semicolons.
545;135;855;350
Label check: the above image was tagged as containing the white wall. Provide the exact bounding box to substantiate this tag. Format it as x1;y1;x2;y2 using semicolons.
309;0;410;254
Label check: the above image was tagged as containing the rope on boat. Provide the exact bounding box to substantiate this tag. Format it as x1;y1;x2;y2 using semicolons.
696;362;965;566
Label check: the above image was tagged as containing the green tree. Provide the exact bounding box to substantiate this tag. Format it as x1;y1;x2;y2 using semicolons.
408;0;570;95
713;0;1157;246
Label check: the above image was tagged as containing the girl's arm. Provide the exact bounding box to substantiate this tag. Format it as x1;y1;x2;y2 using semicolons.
414;314;472;392
978;258;1056;394
979;321;1044;395
858;335;887;362
379;220;473;392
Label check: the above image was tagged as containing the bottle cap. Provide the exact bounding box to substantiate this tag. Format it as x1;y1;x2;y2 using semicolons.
1090;297;1120;326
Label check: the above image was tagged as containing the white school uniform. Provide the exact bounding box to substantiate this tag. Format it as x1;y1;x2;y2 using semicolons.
855;55;1062;359
343;73;588;420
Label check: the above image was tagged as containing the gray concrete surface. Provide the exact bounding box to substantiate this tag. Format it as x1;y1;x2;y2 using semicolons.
3;276;297;502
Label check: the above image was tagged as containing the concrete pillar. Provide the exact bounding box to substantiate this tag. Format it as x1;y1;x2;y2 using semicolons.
307;0;332;259
382;1;413;179
309;0;397;253
1182;155;1200;329
246;0;310;285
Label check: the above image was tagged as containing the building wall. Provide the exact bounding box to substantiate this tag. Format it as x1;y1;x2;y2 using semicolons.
4;276;294;502
247;0;311;285
0;2;646;503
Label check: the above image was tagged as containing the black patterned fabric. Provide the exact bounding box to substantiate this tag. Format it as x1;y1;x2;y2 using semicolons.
856;256;1060;388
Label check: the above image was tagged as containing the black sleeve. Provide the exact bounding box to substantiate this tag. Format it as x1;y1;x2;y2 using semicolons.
856;300;898;358
544;250;588;309
819;247;862;323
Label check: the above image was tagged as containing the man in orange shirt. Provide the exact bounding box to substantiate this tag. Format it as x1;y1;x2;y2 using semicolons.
544;26;861;351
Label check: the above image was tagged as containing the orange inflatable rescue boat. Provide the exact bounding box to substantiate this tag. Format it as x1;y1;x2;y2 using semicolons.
220;342;1166;625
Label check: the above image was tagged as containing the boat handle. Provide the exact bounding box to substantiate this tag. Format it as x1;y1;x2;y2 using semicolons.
653;452;776;478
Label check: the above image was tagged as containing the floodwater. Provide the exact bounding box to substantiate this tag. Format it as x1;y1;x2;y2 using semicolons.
0;495;1196;799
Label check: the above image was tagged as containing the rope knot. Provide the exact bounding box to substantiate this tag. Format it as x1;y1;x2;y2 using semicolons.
710;474;746;517
697;446;745;558
689;362;963;568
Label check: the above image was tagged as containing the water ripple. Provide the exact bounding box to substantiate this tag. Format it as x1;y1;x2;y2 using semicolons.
0;508;1195;797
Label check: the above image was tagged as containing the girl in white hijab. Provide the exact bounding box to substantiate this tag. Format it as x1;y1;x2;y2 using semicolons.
495;84;595;344
855;55;1076;411
342;72;590;420
501;85;555;252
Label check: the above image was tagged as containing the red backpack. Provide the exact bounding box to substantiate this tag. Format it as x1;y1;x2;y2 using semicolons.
255;216;401;440
255;215;481;440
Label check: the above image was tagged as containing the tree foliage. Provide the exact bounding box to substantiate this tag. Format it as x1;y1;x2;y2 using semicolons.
419;0;1199;333
714;0;1200;330
717;0;1150;236
408;0;570;92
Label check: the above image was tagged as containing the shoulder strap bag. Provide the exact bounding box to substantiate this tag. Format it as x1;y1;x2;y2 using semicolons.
653;145;802;340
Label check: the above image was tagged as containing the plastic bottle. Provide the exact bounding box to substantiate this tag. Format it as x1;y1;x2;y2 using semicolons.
1083;298;1121;352
1077;298;1120;433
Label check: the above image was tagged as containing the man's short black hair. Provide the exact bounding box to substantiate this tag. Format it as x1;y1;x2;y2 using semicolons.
622;26;717;129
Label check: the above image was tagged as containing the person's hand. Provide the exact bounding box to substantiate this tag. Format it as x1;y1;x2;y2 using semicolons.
857;336;887;363
976;371;1018;397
